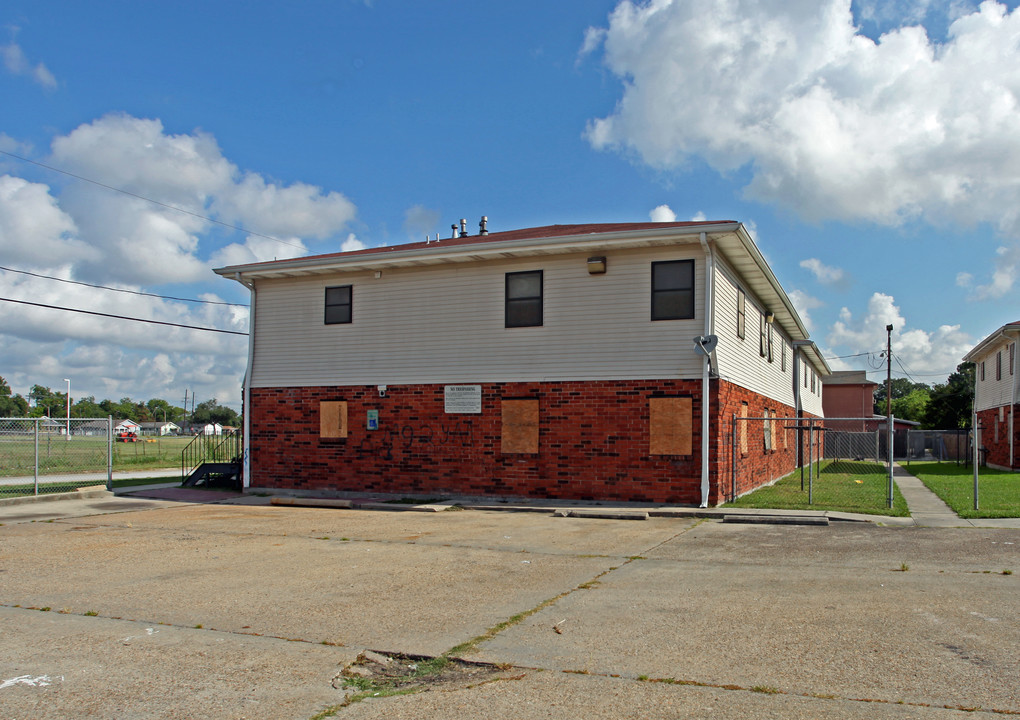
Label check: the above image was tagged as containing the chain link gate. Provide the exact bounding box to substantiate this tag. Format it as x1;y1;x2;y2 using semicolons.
0;417;113;497
730;415;897;511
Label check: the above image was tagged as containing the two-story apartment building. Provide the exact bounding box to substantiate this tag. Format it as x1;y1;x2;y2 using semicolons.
964;321;1020;470
215;220;829;506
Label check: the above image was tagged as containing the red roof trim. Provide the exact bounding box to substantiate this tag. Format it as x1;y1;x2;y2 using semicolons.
293;221;732;265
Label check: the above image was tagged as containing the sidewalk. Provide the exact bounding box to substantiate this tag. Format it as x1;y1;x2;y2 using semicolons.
0;468;179;488
891;462;1019;528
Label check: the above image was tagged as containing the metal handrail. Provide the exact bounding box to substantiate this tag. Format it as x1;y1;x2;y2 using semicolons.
181;429;242;483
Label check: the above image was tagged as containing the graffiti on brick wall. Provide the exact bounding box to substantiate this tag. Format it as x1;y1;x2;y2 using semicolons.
349;420;476;460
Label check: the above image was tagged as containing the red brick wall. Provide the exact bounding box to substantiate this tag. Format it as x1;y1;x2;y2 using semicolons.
250;379;804;504
976;405;1018;470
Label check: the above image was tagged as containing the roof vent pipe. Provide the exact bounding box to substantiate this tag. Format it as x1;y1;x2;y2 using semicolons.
451;224;458;239
479;216;488;235
459;219;468;237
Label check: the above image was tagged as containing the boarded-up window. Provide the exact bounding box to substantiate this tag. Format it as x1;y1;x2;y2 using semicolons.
649;397;693;455
320;401;348;439
501;399;539;453
739;402;748;455
736;289;746;339
763;408;772;451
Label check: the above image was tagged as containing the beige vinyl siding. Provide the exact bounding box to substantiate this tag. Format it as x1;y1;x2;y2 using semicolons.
251;246;707;387
974;340;1018;411
712;259;797;408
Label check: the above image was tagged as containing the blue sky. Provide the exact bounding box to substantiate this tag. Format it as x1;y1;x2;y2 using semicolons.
2;0;1019;410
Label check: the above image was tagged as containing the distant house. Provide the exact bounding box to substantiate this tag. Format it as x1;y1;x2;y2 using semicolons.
201;423;223;436
963;321;1019;470
216;220;830;505
822;370;878;429
114;419;141;434
139;421;181;436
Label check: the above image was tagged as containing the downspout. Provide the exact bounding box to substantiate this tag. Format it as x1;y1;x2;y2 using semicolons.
236;272;255;489
698;232;714;507
792;341;809;468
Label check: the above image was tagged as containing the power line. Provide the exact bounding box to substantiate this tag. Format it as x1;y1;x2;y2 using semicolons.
0;297;248;336
0;149;305;251
0;265;248;307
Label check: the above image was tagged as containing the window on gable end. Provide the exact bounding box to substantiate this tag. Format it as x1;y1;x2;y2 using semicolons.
1011;343;1015;376
324;285;352;325
505;270;543;327
651;260;695;320
736;289;746;339
767;322;774;363
759;312;767;358
997;351;1002;381
981;361;986;382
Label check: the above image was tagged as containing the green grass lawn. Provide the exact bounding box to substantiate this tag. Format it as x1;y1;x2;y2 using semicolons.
902;461;1019;518
725;460;910;517
0;435;197;478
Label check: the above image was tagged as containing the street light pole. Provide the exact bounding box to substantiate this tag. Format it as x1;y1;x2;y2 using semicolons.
64;378;71;440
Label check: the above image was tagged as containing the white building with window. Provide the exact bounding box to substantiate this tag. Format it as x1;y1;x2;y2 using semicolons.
216;221;829;505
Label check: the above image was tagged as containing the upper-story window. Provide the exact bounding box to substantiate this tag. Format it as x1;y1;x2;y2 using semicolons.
324;285;352;324
1011;343;1015;376
505;270;543;327
651;260;695;320
759;313;767;358
981;361;986;381
736;289;746;339
997;351;1003;381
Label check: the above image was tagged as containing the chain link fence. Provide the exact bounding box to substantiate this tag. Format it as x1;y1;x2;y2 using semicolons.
0;417;113;497
729;416;901;514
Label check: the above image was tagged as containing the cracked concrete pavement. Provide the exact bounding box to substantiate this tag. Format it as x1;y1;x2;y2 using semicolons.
0;496;1016;719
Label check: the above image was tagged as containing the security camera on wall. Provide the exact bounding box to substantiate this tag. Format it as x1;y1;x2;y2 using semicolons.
377;385;387;398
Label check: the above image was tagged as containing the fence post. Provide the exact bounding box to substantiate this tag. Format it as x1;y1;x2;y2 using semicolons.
107;416;113;491
973;415;979;511
33;417;39;496
730;412;738;501
807;419;814;505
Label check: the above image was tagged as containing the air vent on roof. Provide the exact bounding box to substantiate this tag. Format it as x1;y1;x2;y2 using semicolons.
479;216;488;235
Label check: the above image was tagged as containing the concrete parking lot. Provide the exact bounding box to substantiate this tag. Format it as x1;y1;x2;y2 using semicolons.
0;494;1016;719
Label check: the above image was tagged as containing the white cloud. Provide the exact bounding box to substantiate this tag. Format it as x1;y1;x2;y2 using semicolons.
649;204;677;222
1;39;57;89
970;244;1019;299
0;175;94;268
827;292;973;374
788;289;823;333
0;113;357;407
586;0;1020;290
800;258;846;285
403;204;441;239
691;211;707;222
341;233;366;252
40;113;356;285
955;271;973;287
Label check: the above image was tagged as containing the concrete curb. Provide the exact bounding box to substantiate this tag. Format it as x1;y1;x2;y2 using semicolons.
0;486;112;507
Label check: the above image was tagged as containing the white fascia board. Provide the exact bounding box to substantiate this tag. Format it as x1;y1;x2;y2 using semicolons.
962;324;1020;362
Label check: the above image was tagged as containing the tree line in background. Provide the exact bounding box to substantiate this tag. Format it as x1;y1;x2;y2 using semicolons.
872;362;974;429
0;376;240;428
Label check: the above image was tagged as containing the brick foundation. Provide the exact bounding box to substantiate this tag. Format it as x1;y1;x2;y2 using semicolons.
976;405;1019;470
250;379;807;504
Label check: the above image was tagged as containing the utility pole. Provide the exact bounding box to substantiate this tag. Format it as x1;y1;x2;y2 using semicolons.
886;324;894;508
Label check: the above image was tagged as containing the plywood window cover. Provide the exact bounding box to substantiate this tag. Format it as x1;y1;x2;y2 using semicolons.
320;400;348;439
502;398;539;454
649;396;693;456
